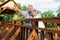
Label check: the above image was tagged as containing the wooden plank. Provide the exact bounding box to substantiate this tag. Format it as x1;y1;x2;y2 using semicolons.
27;29;38;40
48;32;53;40
54;23;58;40
10;27;21;40
54;33;58;40
12;0;21;9
7;23;60;34
2;18;60;23
25;28;27;40
2;26;14;40
41;31;44;40
0;0;10;7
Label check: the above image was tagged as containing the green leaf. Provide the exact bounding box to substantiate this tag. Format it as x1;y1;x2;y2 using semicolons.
0;14;11;20
0;0;5;2
41;10;55;28
56;8;60;13
22;5;28;11
41;10;55;18
20;14;25;20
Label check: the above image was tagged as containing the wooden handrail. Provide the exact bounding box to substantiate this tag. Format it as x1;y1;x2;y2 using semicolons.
6;23;60;34
2;26;14;40
0;18;60;40
2;18;60;23
23;18;60;22
0;0;10;7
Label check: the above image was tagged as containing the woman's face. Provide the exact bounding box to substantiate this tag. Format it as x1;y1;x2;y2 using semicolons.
32;10;36;16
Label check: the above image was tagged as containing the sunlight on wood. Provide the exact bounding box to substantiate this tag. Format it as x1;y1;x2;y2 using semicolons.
27;29;38;40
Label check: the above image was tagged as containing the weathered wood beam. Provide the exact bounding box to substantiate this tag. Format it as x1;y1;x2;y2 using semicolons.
10;27;21;40
2;26;14;40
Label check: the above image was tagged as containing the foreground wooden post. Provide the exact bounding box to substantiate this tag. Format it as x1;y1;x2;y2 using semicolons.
10;27;21;40
54;23;58;40
2;26;14;40
27;29;38;40
54;33;58;40
41;31;44;40
48;32;53;40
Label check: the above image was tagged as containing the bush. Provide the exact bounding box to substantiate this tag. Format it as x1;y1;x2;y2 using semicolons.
41;10;55;18
0;0;5;2
22;5;28;11
41;10;55;28
57;13;60;16
0;14;11;20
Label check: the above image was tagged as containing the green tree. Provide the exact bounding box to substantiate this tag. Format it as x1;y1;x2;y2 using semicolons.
57;8;60;16
57;8;60;13
22;5;28;11
41;10;55;18
37;10;41;14
0;0;5;2
41;10;55;28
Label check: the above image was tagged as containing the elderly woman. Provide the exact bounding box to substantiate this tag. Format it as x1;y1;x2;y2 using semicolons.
30;9;45;40
31;9;45;27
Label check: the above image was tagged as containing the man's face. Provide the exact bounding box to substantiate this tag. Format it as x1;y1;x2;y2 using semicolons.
28;5;33;11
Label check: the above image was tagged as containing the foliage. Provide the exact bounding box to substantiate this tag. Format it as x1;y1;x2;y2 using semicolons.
56;8;60;13
0;14;11;20
41;10;55;18
17;3;28;11
37;11;41;14
13;12;25;20
57;8;60;16
13;14;19;20
0;0;5;2
57;13;60;16
20;14;25;20
45;23;54;28
22;5;28;11
41;10;55;28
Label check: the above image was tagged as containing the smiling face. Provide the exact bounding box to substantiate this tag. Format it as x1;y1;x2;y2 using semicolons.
28;5;33;11
32;9;37;16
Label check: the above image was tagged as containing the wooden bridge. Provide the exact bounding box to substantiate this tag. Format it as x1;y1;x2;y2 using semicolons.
0;18;60;40
0;0;60;40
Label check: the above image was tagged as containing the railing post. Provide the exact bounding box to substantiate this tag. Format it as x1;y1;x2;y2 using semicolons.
10;27;21;40
41;31;44;40
54;22;58;40
54;33;58;40
27;29;38;40
48;32;53;40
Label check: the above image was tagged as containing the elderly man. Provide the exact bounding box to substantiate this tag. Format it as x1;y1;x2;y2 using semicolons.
22;5;33;39
22;5;33;18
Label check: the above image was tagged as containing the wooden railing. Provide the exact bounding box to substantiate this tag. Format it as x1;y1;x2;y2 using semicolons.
0;18;60;40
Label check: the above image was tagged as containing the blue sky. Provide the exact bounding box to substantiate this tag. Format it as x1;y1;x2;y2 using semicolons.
55;0;60;2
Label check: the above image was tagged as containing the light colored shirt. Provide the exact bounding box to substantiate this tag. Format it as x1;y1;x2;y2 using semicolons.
32;14;45;28
22;11;29;18
27;14;45;31
22;11;45;29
